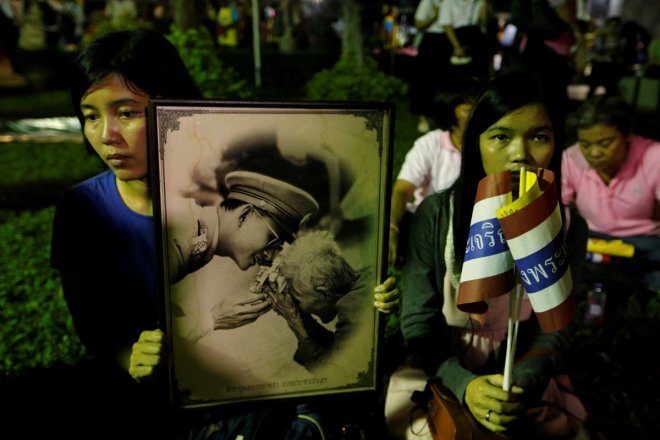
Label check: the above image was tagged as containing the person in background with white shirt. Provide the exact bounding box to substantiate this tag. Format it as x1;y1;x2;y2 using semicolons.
105;0;137;27
439;0;490;79
409;0;449;134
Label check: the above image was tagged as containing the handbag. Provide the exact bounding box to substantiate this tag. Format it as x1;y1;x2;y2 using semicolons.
425;379;502;440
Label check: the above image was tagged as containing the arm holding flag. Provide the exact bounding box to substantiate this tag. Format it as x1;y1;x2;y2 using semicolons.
395;179;588;432
385;71;593;438
400;190;525;431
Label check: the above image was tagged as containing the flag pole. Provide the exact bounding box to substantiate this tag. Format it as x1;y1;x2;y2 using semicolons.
502;168;527;391
503;280;524;391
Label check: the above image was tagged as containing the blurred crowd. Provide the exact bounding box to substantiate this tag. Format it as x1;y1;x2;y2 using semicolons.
376;0;660;121
0;0;350;80
2;1;660;102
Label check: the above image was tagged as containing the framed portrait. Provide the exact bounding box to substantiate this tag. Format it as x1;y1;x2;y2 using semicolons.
148;99;395;409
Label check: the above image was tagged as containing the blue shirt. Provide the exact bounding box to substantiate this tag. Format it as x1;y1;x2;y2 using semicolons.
51;170;158;360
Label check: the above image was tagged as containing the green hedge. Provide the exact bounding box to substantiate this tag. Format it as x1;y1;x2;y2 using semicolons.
0;140;100;377
0;208;86;376
0;141;103;209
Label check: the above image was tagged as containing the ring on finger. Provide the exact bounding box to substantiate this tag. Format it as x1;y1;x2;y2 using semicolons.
485;409;492;422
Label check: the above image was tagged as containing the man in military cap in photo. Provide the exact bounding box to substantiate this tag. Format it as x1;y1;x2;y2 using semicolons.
168;170;319;283
166;170;319;336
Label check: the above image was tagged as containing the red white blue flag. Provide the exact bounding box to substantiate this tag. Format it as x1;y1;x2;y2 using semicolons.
458;169;574;333
497;169;574;333
457;171;515;319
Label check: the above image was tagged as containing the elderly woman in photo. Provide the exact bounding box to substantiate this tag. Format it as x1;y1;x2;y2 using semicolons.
252;230;371;372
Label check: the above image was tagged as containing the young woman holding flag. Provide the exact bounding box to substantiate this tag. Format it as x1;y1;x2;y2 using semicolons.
382;71;591;439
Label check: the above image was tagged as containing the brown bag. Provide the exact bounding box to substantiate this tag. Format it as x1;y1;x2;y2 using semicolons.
425;380;504;440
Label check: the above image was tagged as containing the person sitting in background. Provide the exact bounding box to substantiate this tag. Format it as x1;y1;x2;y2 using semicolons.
380;71;590;439
389;76;483;267
562;94;660;292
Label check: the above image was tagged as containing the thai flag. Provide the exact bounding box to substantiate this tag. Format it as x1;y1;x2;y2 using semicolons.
497;169;575;333
457;171;515;320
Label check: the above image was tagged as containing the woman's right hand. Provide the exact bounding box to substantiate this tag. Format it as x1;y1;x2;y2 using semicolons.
465;374;525;434
129;329;166;383
374;276;400;314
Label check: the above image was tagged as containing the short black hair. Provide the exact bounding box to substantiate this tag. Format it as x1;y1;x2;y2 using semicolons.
69;29;201;152
453;71;565;266
431;76;484;130
576;94;636;136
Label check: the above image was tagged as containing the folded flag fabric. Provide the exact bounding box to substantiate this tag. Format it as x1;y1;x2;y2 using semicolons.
458;169;574;333
497;169;574;333
458;171;515;319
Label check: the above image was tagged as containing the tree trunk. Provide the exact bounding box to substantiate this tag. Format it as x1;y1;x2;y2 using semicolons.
341;0;364;66
278;0;296;53
172;0;206;31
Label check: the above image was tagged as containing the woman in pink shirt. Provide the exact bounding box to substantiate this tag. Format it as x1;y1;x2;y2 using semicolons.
562;94;660;291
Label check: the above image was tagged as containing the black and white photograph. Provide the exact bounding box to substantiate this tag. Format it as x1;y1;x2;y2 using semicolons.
149;100;394;409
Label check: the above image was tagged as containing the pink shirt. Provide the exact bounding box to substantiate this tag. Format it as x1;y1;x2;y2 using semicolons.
562;135;660;237
544;0;576;57
396;129;461;212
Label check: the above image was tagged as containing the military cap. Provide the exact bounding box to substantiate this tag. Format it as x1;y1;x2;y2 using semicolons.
225;171;319;238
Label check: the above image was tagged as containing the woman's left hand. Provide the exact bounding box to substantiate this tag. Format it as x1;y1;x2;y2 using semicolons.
465;374;525;433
